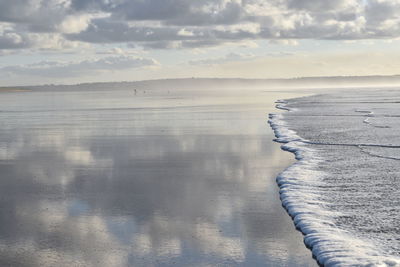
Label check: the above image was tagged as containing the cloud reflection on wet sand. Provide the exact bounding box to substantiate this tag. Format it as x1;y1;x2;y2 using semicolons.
0;86;315;266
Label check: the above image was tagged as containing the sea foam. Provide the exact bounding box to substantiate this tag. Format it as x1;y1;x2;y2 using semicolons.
269;91;400;266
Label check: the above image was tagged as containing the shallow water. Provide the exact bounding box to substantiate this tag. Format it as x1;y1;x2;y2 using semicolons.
269;88;400;266
0;84;316;266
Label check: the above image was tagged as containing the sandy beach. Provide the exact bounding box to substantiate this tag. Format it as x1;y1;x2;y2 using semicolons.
0;81;316;266
3;0;400;265
269;88;400;265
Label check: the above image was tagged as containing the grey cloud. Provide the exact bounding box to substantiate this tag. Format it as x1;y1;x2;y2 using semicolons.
188;52;255;66
1;55;159;77
67;17;261;45
287;0;350;11
112;0;192;21
181;39;223;48
142;39;223;49
0;0;70;32
164;1;244;26
69;0;108;11
0;31;32;49
365;0;400;37
70;0;243;26
2;0;400;51
66;19;192;43
143;41;182;49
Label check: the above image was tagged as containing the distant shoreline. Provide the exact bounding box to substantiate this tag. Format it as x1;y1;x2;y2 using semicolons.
0;88;31;92
3;75;400;89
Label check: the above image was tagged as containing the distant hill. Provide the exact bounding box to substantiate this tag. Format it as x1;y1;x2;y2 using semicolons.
2;75;400;91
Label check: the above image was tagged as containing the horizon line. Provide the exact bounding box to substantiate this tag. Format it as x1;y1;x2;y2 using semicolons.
3;74;400;88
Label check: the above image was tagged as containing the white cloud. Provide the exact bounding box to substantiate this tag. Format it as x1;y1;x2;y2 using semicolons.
1;0;400;51
188;52;255;66
215;23;261;34
269;39;299;46
1;55;159;77
58;14;92;34
177;28;195;37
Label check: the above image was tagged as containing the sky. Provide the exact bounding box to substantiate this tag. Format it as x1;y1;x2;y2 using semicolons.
2;0;400;86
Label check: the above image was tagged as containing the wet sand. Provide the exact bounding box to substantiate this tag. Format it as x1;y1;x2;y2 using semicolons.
0;83;316;266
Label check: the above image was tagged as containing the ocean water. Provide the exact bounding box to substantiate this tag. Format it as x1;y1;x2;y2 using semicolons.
269;88;400;266
0;83;316;266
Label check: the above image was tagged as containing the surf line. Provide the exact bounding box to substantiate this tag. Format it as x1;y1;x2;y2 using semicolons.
300;141;400;149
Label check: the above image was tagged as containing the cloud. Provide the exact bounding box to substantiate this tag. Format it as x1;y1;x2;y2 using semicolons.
269;39;299;46
1;55;159;77
0;23;32;49
287;0;356;11
2;0;400;51
0;22;89;51
57;14;94;34
188;52;255;66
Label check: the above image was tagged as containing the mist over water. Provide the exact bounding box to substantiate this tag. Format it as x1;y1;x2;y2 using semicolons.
0;83;315;266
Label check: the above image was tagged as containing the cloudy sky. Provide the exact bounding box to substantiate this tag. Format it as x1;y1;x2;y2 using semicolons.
1;0;400;85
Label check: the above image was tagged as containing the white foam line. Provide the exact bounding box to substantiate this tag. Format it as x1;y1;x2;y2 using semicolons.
268;99;400;266
358;146;400;161
304;141;400;148
355;109;391;129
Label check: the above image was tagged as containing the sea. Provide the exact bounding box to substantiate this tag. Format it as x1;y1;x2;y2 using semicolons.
269;87;400;266
0;80;316;266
